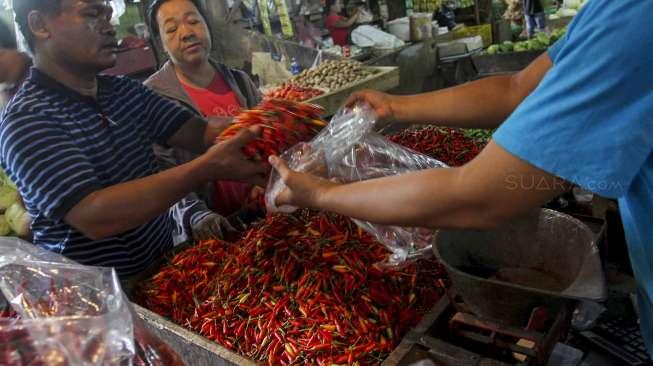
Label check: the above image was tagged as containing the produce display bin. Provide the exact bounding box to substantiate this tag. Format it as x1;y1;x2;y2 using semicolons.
135;303;255;366
134;301;434;366
307;66;400;116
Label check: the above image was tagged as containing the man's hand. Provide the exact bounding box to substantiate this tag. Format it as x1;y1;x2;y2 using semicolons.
206;116;233;141
268;155;338;209
191;212;235;241
199;126;267;186
345;90;398;125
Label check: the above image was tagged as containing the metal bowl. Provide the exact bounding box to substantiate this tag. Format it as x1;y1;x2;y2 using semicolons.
434;209;607;327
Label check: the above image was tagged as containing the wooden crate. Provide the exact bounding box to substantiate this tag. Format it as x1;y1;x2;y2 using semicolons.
307;66;400;116
135;300;440;366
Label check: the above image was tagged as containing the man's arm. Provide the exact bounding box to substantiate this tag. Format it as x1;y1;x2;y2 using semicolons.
347;53;553;130
270;140;569;230
65;128;265;240
166;116;232;153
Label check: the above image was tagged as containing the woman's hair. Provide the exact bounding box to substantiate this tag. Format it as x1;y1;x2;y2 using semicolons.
0;20;17;49
146;0;205;38
324;0;338;15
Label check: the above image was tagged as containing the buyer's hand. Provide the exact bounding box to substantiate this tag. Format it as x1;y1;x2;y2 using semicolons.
200;126;267;186
191;212;235;241
268;155;338;209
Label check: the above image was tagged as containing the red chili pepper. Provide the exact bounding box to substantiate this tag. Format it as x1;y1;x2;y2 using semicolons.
216;99;326;167
265;84;324;103
388;126;486;167
136;212;446;365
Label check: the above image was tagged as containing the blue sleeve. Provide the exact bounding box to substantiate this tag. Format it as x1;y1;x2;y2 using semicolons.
0;110;101;220
124;79;196;145
494;0;653;198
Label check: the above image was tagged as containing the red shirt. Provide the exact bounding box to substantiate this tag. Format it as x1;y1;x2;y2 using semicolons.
182;73;250;216
326;15;350;46
181;73;242;117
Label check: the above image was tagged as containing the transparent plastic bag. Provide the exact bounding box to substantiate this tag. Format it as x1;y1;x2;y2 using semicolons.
266;104;447;265
0;237;184;366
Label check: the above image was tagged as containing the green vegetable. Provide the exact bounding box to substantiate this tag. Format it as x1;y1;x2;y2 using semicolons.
527;39;545;51
536;32;550;46
0;215;10;236
0;169;16;190
500;41;514;53
0;186;20;213
463;129;494;142
551;27;567;43
5;203;30;238
487;44;500;55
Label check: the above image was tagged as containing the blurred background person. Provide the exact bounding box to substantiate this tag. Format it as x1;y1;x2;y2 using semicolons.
324;0;359;47
0;19;30;107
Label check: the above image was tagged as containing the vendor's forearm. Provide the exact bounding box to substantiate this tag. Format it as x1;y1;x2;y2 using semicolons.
65;160;209;240
309;141;566;230
317;169;496;230
392;75;516;129
392;53;553;129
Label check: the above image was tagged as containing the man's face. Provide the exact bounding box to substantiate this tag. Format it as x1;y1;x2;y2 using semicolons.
157;0;212;67
43;0;117;72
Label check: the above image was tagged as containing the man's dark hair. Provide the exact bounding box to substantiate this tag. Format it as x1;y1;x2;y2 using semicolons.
0;20;17;49
146;0;203;38
13;0;63;51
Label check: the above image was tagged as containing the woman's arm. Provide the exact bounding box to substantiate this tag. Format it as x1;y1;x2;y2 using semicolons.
332;11;359;28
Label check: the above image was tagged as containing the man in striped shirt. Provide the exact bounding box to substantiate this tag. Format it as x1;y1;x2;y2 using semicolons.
0;0;265;277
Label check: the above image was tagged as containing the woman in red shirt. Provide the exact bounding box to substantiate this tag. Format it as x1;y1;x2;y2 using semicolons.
145;0;263;242
324;0;360;47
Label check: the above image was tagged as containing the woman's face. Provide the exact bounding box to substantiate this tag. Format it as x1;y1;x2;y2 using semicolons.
332;0;344;13
0;49;29;85
156;0;212;67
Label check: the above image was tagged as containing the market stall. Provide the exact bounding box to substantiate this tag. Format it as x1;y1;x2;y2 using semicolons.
126;119;612;366
2;1;653;365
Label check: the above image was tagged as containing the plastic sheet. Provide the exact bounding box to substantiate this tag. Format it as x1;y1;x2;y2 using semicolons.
0;237;184;366
266;104;446;265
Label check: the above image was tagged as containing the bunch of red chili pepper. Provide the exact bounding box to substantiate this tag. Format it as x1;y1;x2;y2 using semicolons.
388;127;488;167
217;99;327;164
137;211;444;365
266;84;324;102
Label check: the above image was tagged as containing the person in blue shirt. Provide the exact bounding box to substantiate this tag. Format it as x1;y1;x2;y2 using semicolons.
268;0;653;358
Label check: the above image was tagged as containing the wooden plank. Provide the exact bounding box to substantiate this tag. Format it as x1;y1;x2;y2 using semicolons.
307;66;400;116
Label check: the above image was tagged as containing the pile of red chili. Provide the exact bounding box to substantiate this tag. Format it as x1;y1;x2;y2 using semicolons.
137;211;444;365
217;99;327;164
388;127;489;167
266;84;324;102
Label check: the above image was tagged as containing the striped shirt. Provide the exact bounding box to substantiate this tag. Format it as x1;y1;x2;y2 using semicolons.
0;68;194;276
